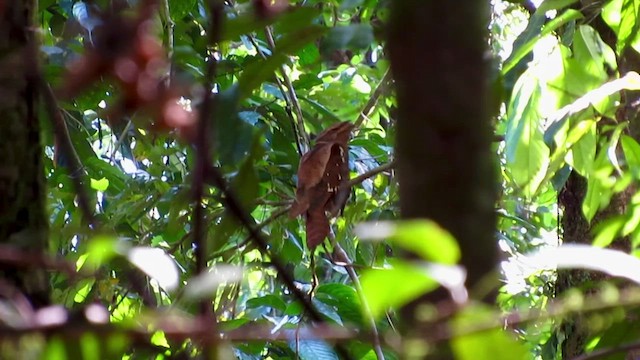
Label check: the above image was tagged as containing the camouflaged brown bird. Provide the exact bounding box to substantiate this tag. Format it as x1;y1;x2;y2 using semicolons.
289;122;354;248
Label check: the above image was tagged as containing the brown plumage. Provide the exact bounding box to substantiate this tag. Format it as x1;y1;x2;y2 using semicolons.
290;122;354;248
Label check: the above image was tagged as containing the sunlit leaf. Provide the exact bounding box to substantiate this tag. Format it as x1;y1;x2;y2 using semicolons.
505;75;549;196
90;177;109;192
502;9;583;75
356;220;460;264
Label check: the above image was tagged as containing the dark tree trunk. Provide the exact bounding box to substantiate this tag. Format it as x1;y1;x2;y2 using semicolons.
0;0;50;307
387;0;497;357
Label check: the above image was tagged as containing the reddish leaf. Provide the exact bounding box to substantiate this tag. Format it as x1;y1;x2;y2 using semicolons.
290;121;354;248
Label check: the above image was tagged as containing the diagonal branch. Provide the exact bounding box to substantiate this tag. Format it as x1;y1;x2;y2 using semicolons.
342;160;396;190
354;69;392;129
40;83;96;227
203;165;355;360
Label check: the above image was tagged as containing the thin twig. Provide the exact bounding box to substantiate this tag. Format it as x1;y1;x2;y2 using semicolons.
331;235;385;360
264;26;310;153
354;69;392;129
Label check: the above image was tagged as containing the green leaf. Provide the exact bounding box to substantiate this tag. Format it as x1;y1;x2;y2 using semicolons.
583;149;615;222
222;7;319;42
451;305;528;360
288;340;339;360
622;135;640;174
602;0;640;52
565;120;596;176
168;0;196;19
502;9;583;75
321;24;374;53
360;261;438;319
391;220;460;264
246;294;287;313
90;177;109;192
592;217;626;247
238;26;327;100
505;75;549;196
315;283;362;325
82;235;119;270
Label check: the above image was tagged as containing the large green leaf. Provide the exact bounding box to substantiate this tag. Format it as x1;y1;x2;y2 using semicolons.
602;0;640;53
502;9;583;76
505;74;550;196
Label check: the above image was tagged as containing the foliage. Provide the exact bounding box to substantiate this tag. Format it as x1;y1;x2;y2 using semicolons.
8;0;640;359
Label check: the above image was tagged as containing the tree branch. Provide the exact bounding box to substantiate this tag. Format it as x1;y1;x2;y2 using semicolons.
203;165;355;360
342;160;396;190
354;69;392;129
40;82;96;228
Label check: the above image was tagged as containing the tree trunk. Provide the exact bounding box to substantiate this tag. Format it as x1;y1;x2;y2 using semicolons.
0;0;50;307
387;0;497;357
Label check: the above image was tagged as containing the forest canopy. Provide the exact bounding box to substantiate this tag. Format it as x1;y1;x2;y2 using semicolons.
4;0;640;359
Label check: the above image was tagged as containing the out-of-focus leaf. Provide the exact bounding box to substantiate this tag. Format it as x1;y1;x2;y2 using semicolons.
356;220;460;264
127;247;180;291
321;24;374;53
524;244;640;284
360;260;439;319
80;235;119;271
184;265;243;300
452;305;528;360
